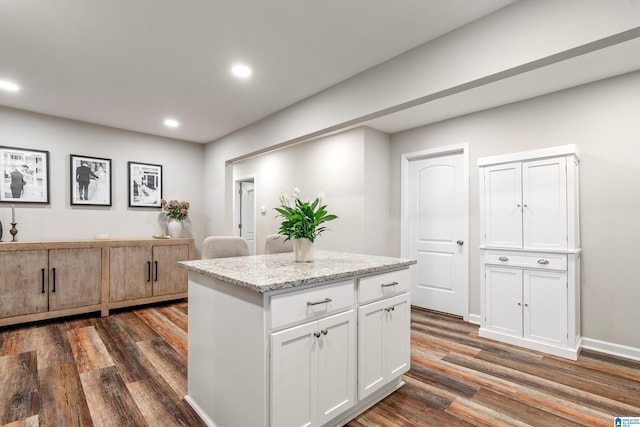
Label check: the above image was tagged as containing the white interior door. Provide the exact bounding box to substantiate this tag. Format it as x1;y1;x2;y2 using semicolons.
406;151;468;317
239;180;255;254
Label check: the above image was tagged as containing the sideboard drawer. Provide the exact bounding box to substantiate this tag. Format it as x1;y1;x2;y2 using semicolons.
269;280;354;330
358;269;411;304
484;251;567;271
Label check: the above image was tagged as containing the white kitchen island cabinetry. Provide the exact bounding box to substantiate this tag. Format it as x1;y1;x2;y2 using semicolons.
179;251;415;427
479;145;581;360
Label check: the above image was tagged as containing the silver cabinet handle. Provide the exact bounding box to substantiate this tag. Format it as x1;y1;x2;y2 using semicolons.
498;256;509;262
313;332;321;338
321;329;328;335
384;306;396;312
381;281;398;288
537;259;549;265
307;298;332;306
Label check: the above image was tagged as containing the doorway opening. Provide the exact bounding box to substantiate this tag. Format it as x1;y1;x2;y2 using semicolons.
234;177;255;255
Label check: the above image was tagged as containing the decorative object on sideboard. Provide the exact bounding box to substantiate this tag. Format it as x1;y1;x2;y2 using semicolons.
161;198;190;238
275;187;337;262
9;223;17;242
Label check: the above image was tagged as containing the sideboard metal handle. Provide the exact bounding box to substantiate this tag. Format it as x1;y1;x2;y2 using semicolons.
537;259;549;265
498;256;509;262
381;281;398;288
147;261;151;282
52;268;56;293
154;261;158;282
41;268;45;294
307;298;332;306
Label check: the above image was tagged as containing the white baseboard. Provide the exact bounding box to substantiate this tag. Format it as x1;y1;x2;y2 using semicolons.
582;337;640;362
468;313;481;325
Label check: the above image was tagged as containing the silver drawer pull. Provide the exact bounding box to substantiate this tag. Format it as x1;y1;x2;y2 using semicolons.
498;256;509;262
537;259;549;265
381;281;398;288
307;298;332;306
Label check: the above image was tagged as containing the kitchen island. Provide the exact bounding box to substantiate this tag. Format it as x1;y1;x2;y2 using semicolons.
178;251;416;427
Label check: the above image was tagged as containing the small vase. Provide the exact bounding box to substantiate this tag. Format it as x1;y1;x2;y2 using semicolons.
167;218;183;238
292;238;315;262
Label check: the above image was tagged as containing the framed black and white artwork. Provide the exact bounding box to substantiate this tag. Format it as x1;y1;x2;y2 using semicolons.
70;154;112;206
0;145;50;204
128;161;162;208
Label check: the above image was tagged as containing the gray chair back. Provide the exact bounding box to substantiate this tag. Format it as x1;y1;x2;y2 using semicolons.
202;236;250;259
264;234;293;254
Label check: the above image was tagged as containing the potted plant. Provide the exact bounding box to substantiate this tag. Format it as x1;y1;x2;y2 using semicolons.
161;199;190;238
275;188;337;262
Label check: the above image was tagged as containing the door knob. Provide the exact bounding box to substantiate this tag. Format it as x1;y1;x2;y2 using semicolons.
456;240;464;246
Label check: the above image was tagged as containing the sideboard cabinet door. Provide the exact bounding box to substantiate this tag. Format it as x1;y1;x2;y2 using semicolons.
48;248;101;311
110;246;153;302
0;250;48;318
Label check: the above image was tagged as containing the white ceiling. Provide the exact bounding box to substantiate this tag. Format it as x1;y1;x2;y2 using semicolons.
0;0;517;143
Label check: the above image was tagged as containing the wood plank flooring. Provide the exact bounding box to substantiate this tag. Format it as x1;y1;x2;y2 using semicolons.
1;302;639;426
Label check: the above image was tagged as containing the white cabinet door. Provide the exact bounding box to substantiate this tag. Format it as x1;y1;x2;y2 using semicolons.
271;321;318;427
317;310;356;426
522;158;567;250
524;269;568;347
271;310;356;427
484;162;523;248
485;266;522;338
358;293;411;400
386;294;411;378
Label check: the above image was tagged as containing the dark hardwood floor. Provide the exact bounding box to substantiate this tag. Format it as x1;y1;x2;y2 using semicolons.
1;302;638;426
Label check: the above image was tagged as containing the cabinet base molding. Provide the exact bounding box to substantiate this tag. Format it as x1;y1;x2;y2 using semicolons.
0;304;102;328
108;292;188;311
479;328;581;361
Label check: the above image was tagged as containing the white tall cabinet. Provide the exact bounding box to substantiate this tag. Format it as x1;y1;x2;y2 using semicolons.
478;145;581;360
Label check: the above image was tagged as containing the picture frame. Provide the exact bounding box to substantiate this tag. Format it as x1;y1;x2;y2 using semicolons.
0;145;50;204
70;154;112;206
128;161;162;208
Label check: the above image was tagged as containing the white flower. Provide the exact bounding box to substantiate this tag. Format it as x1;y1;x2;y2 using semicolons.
317;191;326;204
279;189;290;207
293;187;301;200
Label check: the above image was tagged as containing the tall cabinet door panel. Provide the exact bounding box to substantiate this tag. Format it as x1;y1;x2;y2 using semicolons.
357;299;386;400
522;158;567;250
153;244;189;296
485;266;522;338
110;246;152;302
524;270;567;347
271;321;318;427
317;310;355;426
0;250;48;317
386;294;411;378
484;162;522;248
49;248;102;311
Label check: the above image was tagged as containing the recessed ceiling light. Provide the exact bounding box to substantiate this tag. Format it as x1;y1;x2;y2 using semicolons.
0;80;20;92
231;64;252;78
164;118;180;128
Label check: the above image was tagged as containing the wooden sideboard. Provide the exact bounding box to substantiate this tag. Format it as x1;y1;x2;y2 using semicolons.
0;238;194;327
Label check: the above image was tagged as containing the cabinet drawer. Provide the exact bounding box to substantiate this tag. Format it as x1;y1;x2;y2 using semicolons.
485;251;567;271
358;269;411;304
270;280;354;330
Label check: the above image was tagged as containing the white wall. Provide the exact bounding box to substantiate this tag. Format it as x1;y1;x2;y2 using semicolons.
0;106;205;251
203;0;640;238
390;70;640;351
231;127;391;255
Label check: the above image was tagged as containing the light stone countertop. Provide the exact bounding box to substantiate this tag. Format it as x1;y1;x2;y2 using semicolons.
178;250;416;293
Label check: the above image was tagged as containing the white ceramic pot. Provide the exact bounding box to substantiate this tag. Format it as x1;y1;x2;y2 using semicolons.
292;238;315;262
167;218;183;238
